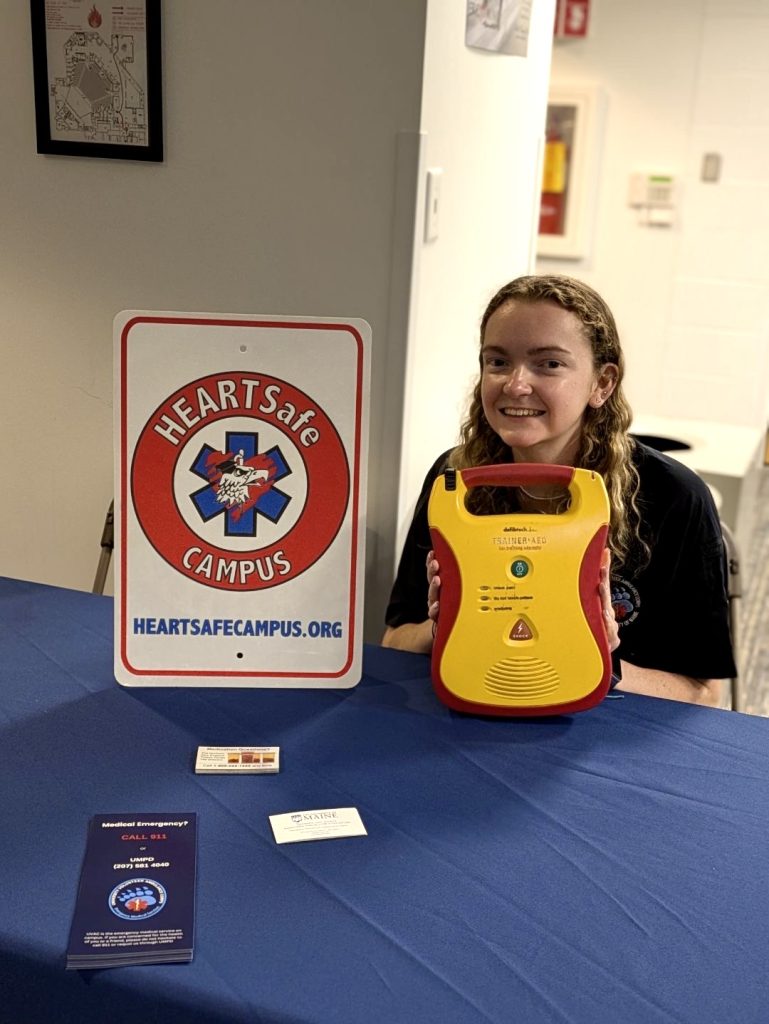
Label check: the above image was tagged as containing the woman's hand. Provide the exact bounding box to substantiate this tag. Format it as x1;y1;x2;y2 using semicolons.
599;549;619;652
380;551;441;654
426;550;440;628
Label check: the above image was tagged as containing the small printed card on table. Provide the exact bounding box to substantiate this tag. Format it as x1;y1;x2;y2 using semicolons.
66;813;197;970
269;807;367;844
195;745;280;773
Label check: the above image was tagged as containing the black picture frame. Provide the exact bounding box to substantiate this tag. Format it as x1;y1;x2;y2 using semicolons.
30;0;163;162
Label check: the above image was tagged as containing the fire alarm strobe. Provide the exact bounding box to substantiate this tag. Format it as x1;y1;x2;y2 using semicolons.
428;464;611;716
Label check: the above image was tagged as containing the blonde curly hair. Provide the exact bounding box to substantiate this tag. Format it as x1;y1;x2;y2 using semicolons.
451;274;647;571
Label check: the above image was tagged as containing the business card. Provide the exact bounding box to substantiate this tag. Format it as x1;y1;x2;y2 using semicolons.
66;813;197;970
269;807;367;844
195;746;280;774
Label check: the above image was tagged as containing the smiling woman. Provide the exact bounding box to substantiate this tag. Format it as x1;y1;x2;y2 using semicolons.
479;300;618;469
381;274;736;707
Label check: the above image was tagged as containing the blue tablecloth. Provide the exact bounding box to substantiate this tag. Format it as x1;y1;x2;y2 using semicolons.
1;577;768;1023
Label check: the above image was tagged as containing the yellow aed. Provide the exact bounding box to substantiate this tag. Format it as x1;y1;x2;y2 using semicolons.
428;464;612;716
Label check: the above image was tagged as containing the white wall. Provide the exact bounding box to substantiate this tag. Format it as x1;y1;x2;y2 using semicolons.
665;0;769;425
0;0;427;639
395;0;556;554
536;0;704;413
539;0;769;430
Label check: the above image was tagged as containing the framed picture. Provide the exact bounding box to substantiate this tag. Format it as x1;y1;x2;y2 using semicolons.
465;0;532;57
537;85;604;260
30;0;162;162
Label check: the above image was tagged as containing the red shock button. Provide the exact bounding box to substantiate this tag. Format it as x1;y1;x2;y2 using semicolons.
510;618;533;641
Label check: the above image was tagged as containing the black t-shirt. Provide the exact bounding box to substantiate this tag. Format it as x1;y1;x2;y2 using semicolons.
385;441;736;681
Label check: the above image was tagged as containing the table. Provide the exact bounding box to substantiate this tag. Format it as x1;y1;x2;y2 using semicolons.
1;577;768;1023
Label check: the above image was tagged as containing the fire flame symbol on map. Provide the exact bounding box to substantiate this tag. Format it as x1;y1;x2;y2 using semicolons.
87;5;102;29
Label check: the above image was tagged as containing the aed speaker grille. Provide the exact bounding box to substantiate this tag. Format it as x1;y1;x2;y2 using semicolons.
484;657;560;698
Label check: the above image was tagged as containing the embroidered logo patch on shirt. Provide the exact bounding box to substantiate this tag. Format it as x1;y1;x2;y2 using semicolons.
611;577;641;627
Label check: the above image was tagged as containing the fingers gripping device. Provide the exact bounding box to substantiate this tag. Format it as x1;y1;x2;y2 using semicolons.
428;464;611;716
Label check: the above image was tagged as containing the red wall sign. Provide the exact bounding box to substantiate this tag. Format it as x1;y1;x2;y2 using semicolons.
555;0;590;39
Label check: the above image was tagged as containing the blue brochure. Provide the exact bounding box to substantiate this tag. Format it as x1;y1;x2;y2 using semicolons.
66;813;197;969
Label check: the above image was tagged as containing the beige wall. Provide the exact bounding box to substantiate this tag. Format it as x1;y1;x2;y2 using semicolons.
0;0;427;640
0;1;557;639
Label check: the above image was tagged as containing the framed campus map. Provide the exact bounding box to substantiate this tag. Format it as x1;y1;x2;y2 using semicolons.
30;0;162;161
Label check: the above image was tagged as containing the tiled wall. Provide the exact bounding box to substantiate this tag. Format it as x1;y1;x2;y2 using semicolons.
543;0;769;432
662;3;769;426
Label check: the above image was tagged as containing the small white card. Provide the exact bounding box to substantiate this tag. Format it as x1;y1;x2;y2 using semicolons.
195;746;280;774
269;807;367;844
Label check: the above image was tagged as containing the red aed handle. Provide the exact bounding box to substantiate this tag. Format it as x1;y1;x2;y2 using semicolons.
459;464;575;490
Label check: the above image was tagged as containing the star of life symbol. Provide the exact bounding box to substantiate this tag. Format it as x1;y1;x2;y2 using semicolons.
190;431;291;538
129;366;353;592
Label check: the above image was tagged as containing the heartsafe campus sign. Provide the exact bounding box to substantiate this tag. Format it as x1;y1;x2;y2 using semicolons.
115;312;370;687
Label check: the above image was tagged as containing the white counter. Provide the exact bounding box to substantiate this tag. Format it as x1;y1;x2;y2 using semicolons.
630;414;765;563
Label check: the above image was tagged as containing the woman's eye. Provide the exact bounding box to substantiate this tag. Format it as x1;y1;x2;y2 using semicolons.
540;359;563;370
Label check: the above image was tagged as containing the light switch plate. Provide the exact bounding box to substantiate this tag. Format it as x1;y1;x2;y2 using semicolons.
425;168;442;242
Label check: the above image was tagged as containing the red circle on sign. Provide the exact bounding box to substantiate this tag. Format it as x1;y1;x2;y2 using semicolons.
131;371;350;590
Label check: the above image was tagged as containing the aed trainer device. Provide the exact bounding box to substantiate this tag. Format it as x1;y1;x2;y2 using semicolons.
428;464;611;716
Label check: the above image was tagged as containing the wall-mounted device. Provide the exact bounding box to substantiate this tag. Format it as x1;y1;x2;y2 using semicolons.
628;172;676;227
424;168;443;243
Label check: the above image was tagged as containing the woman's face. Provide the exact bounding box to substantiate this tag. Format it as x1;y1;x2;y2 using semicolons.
480;299;617;465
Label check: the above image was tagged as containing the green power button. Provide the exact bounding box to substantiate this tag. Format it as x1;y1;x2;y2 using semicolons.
511;559;529;578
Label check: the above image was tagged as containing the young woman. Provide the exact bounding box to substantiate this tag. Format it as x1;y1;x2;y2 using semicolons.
382;275;735;705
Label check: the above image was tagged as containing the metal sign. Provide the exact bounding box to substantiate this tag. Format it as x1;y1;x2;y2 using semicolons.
115;312;370;687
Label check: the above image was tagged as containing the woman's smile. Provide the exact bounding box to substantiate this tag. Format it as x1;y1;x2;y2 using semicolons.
499;407;545;417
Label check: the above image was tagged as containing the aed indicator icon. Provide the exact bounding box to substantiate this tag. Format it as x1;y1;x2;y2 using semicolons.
509;618;534;642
